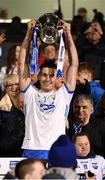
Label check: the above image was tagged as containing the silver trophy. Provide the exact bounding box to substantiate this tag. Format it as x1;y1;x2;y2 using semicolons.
37;13;60;44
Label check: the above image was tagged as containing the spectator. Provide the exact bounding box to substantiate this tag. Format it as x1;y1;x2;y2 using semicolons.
43;43;58;61
77;7;88;22
0;44;21;93
68;94;105;158
0;74;20;111
93;9;105;30
0;9;8;19
68;94;94;138
6;44;21;74
76;62;105;113
0;99;25;157
6;16;25;42
0;74;25;157
18;19;78;159
15;158;45;179
75;21;105;80
73;132;105;179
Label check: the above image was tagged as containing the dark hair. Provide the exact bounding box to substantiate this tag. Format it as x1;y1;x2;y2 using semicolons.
43;43;58;52
39;59;57;73
73;94;93;111
78;7;87;14
12;16;21;23
6;44;20;74
93;9;104;29
15;158;44;179
72;132;91;144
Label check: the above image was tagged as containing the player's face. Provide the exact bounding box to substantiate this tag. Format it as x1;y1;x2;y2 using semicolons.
39;67;56;92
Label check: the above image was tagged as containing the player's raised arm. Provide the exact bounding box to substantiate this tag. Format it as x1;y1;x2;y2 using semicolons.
18;19;36;90
61;20;79;91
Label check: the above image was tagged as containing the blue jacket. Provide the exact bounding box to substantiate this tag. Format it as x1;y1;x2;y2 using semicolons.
89;81;105;112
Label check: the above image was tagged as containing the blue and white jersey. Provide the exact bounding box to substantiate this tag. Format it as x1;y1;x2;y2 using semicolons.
76;155;105;179
22;83;73;150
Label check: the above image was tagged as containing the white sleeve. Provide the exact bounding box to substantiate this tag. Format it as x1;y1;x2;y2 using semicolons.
22;84;36;104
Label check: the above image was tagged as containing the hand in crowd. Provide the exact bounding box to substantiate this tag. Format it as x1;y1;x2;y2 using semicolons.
91;22;103;35
0;33;6;43
84;22;103;44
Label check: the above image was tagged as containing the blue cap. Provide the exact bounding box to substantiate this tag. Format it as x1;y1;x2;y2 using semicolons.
48;135;77;168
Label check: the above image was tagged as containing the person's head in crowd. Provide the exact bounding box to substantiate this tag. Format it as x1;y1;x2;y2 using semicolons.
38;59;57;92
2;74;22;110
73;94;94;125
6;44;21;74
8;16;22;34
72;132;93;157
43;43;58;61
93;9;104;29
84;20;103;44
76;62;94;84
0;74;23;111
48;134;77;168
0;8;8;19
4;74;19;97
15;158;45;180
12;16;21;24
77;7;87;21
